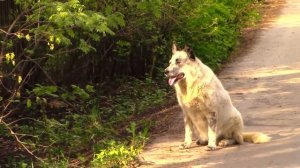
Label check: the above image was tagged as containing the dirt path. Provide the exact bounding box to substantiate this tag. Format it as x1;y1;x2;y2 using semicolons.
140;0;300;167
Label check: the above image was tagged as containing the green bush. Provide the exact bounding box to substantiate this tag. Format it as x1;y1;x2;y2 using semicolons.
1;79;161;167
92;123;148;168
92;141;139;168
172;0;260;70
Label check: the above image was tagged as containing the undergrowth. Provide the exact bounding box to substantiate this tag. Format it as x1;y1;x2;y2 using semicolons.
0;77;171;167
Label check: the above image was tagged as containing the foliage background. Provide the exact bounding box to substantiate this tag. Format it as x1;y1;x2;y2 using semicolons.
0;0;261;167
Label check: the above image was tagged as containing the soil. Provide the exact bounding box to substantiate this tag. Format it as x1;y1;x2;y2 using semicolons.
139;0;300;167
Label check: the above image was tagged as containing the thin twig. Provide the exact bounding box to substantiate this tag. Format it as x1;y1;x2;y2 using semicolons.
8;117;43;126
10;132;38;138
1;8;32;63
0;28;14;35
1;120;44;162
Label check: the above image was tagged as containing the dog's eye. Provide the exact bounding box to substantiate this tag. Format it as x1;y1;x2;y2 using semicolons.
175;59;181;64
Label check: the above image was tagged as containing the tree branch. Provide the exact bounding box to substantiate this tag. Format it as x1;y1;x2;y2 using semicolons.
0;119;44;162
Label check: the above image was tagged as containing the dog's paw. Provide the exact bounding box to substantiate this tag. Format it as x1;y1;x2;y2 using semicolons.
205;145;219;151
218;139;236;147
196;139;208;146
218;140;228;147
179;143;192;150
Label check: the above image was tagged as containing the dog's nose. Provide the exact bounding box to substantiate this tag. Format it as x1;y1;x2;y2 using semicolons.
164;69;169;75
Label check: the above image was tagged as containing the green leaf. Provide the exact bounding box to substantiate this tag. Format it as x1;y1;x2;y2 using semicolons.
33;85;58;97
61;92;75;101
78;39;96;53
71;85;90;100
85;85;95;93
79;39;91;54
26;99;32;108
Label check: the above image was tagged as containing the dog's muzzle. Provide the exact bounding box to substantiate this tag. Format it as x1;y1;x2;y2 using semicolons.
166;73;185;86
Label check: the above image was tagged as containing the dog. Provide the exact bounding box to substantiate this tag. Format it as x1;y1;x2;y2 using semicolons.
165;44;270;151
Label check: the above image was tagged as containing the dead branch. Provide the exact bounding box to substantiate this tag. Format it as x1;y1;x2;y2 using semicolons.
0;119;44;162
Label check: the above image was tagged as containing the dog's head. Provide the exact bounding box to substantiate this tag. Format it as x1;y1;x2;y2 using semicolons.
165;44;196;86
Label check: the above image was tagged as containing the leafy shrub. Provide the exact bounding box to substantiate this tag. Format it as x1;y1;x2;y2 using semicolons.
1;78;162;166
92;141;138;168
172;0;261;70
92;141;139;168
92;122;148;168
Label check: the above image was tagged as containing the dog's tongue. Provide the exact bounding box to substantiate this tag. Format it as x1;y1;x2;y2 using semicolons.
168;77;177;86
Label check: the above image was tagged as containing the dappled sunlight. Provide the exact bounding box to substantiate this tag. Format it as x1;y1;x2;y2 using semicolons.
200;161;224;168
152;131;300;168
275;14;300;28
222;63;300;101
228;65;300;79
269;0;300;28
276;127;300;137
252;69;300;78
280;77;300;84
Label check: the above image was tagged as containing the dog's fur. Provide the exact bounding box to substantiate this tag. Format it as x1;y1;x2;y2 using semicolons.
165;44;270;150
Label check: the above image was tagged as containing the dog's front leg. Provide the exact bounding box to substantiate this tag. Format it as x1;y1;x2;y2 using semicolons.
206;112;218;151
180;114;193;149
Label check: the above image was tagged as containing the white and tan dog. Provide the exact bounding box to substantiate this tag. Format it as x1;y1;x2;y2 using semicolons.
165;44;270;151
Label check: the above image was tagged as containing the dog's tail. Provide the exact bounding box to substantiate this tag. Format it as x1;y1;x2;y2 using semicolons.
243;132;271;144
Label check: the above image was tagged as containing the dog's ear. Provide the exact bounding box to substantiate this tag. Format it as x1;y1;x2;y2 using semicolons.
183;45;195;60
172;43;177;54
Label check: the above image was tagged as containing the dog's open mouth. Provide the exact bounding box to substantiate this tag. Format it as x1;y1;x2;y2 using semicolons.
168;73;185;86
